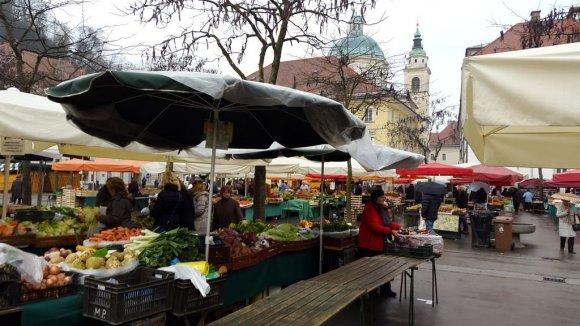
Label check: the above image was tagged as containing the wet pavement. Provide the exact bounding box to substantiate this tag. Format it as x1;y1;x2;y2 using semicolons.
326;210;580;325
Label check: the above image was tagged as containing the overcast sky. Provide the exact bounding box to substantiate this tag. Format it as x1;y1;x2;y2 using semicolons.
83;0;580;110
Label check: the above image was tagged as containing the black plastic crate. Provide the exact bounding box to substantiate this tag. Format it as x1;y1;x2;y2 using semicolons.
83;267;174;325
0;264;20;310
198;236;230;265
172;277;227;317
384;242;433;258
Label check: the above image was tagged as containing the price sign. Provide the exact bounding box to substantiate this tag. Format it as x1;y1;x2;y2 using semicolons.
0;137;26;155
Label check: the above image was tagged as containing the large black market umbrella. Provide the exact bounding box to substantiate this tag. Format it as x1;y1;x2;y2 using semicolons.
415;181;448;196
45;70;370;260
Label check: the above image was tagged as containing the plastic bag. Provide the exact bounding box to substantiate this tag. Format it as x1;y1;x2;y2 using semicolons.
0;243;44;284
159;264;210;297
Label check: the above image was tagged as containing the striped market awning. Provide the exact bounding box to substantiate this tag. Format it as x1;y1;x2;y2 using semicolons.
0;162;21;172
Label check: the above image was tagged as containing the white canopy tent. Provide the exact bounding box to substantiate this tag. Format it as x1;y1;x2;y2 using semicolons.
461;42;580;168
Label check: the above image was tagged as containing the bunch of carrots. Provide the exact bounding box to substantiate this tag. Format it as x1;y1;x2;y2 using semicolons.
89;227;142;243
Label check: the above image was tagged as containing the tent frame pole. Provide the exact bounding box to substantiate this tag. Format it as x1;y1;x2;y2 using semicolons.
205;112;219;261
2;155;11;219
319;155;325;275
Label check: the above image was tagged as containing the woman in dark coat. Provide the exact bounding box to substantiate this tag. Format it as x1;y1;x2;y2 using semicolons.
358;189;401;297
151;174;194;231
97;177;135;229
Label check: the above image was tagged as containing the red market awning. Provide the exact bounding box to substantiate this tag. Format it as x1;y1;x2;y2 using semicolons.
553;169;580;183
396;162;473;177
468;164;524;184
393;178;417;184
520;178;580;188
450;178;513;187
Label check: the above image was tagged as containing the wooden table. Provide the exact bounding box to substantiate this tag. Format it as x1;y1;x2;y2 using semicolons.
209;255;425;326
207;280;365;326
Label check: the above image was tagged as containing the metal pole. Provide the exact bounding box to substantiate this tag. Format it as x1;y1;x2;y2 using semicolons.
319;155;325;275
37;160;44;206
2;155;11;219
205;113;219;261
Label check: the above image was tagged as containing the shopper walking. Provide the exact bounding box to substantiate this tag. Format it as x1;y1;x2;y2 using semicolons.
557;199;577;254
522;189;534;212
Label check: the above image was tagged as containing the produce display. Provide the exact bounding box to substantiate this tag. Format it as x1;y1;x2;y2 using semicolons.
217;228;264;258
136;228;201;268
42;247;73;264
21;265;73;291
437;205;454;213
394;228;444;255
229;220;273;234
88;227;143;243
63;247;137;270
19;218;85;237
0;218;32;236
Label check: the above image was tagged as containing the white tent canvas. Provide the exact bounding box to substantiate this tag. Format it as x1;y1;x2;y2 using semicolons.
461;42;580;168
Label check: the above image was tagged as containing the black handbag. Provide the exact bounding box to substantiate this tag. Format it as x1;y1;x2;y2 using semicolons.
572;214;580;232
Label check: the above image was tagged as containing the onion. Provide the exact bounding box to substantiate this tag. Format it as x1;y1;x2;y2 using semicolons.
49;247;59;253
43;268;49;278
49;265;61;275
56;273;65;281
46;279;54;287
63;276;73;285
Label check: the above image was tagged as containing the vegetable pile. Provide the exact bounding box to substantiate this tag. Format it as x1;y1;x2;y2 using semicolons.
137;228;202;268
63;247;137;270
88;227;143;243
22;265;73;291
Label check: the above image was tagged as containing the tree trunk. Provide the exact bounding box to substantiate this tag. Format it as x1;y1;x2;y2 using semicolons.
345;160;352;222
254;166;266;221
37;161;44;206
21;161;32;205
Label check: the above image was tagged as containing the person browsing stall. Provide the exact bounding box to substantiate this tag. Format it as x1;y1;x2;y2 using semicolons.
358;189;402;298
212;186;243;230
96;177;135;229
151;174;194;231
191;180;210;232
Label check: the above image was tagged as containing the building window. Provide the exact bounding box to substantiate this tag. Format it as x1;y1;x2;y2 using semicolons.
442;153;447;161
412;77;420;93
363;107;374;122
430;154;435;161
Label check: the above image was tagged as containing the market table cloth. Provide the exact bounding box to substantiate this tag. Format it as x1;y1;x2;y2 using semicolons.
282;199;314;220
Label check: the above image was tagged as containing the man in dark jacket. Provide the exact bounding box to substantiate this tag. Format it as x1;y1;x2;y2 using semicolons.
10;175;23;204
421;193;443;234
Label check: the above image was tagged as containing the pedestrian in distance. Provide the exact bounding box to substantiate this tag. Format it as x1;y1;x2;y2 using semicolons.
456;186;469;234
522;189;534;212
9;175;23;204
556;199;577;254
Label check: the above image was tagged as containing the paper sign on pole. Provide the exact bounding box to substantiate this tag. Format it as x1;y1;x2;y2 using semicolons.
0;137;27;155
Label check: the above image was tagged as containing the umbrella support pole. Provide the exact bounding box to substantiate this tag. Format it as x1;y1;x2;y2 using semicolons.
205;116;219;261
319;155;325;275
2;155;11;219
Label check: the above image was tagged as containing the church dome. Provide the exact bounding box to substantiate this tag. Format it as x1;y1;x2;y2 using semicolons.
329;16;385;59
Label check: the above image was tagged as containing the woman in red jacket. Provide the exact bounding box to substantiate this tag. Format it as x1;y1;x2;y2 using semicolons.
358;189;402;298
